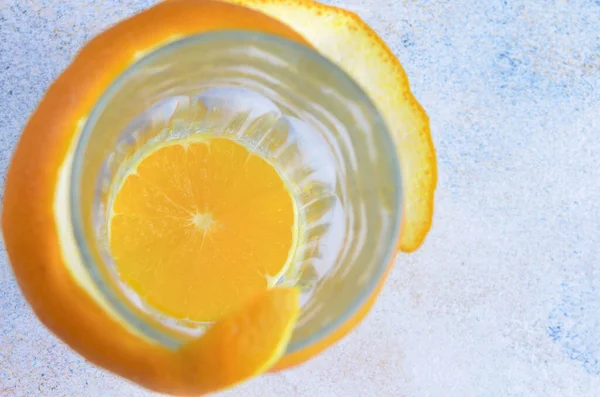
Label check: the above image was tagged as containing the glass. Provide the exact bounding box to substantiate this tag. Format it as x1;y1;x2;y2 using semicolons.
70;31;402;355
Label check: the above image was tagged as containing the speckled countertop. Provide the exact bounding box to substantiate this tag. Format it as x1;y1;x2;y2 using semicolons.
1;1;600;396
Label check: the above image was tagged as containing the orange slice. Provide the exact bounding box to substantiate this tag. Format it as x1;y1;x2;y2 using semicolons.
110;137;296;322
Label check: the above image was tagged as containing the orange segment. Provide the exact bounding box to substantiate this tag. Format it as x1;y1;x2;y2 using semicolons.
110;138;296;322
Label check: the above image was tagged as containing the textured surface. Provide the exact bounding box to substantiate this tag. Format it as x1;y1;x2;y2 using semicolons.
1;0;599;396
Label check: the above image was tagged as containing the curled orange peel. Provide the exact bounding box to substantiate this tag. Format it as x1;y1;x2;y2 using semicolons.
2;0;436;393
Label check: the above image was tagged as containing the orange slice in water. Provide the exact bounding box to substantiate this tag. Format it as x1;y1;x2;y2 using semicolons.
109;137;296;322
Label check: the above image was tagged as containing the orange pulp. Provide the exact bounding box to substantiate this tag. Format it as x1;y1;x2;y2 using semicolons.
109;137;297;322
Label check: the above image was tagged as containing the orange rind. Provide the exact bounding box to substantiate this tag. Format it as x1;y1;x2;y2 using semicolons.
2;0;436;394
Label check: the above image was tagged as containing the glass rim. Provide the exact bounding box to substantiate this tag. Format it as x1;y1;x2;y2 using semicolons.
70;30;403;355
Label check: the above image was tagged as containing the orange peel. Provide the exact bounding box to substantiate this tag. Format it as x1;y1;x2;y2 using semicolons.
2;0;436;393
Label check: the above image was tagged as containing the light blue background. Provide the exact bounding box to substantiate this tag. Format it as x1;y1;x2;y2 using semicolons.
1;1;599;396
